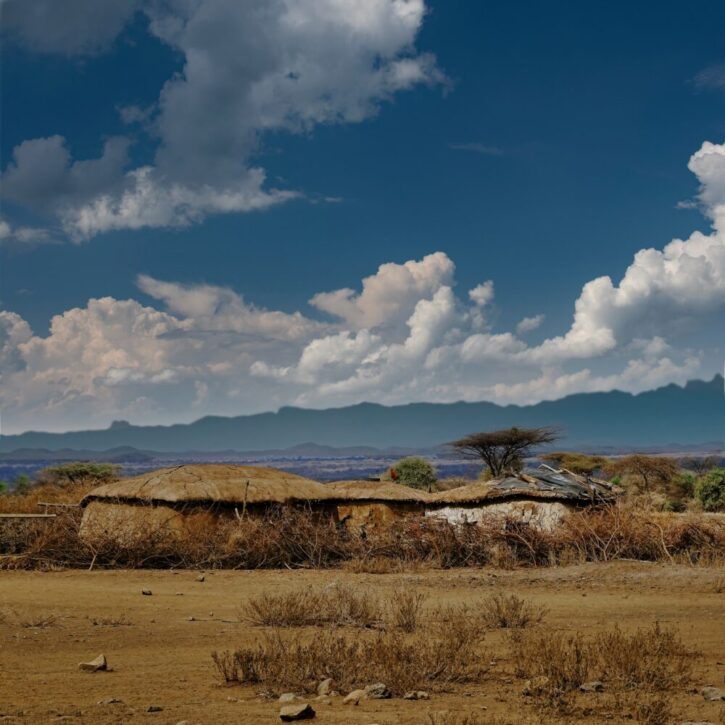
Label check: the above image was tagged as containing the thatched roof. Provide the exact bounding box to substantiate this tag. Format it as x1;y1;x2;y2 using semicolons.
81;464;331;506
325;480;433;503
430;468;615;505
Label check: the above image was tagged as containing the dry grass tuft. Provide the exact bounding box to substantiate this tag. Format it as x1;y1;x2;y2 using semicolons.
241;583;382;629
388;588;426;633
479;592;547;629
88;614;132;627
14;611;59;628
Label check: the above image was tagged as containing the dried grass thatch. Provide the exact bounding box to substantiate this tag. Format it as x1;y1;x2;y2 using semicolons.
81;464;331;507
324;480;433;503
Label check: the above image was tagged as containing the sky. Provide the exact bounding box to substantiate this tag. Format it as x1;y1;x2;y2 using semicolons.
1;0;724;434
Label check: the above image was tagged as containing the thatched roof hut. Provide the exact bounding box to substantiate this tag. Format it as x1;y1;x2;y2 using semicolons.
426;468;614;531
82;464;331;507
325;480;432;502
80;464;332;545
324;480;431;529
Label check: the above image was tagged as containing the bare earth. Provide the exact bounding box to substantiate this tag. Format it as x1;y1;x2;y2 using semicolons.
1;563;724;724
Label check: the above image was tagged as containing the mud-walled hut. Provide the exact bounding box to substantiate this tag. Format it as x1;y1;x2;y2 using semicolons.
324;480;432;530
425;467;615;531
79;464;333;545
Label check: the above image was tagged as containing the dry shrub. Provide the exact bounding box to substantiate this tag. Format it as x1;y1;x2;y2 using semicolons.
511;622;697;721
0;482;93;514
388;588;426;632
3;501;725;570
213;617;487;696
241;583;382;628
595;622;693;691
479;592;547;629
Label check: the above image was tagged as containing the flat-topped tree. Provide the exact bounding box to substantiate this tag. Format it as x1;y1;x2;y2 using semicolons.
450;426;559;477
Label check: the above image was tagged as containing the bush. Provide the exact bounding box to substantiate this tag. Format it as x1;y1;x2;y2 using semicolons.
695;468;725;512
392;457;437;491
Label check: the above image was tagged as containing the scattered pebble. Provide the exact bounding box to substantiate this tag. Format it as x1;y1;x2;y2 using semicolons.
279;693;300;704
701;686;725;701
141;590;152;596
579;681;604;693
403;691;429;700
196;575;205;583
146;705;163;713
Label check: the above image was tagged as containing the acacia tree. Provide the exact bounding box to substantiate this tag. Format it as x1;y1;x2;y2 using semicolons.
450;426;559;477
39;462;121;487
606;455;678;495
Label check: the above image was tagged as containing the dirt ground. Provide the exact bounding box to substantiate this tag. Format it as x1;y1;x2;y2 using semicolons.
1;562;724;724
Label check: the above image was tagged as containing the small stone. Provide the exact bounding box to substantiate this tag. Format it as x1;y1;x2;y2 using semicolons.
701;686;725;701
403;691;429;700
343;690;365;705
79;654;107;672
579;681;604;693
141;589;152;596
97;698;122;705
317;678;333;696
279;693;300;704
187;616;195;622
279;703;315;721
364;683;390;699
196;575;205;582
176;592;183;596
146;705;163;713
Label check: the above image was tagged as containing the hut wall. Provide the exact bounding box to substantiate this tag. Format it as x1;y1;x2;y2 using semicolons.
337;501;423;529
80;500;198;546
425;500;574;532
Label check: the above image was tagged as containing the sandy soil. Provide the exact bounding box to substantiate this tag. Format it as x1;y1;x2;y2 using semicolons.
1;563;724;724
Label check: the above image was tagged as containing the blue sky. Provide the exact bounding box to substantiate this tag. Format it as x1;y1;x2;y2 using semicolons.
1;0;724;433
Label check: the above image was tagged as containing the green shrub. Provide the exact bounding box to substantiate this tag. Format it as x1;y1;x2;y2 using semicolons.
391;457;437;491
695;468;725;512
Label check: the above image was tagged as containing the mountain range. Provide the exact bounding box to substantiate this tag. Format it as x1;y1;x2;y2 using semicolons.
1;375;722;455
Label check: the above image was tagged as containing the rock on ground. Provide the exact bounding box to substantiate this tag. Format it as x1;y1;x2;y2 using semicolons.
317;678;333;696
579;681;604;692
279;703;315;721
364;683;391;699
343;690;365;705
701;687;725;701
403;691;429;700
78;654;107;672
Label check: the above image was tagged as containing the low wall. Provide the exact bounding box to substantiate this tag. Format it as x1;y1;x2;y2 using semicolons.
425;500;575;532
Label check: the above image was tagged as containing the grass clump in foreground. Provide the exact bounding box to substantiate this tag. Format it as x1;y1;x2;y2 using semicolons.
511;622;697;724
213;613;487;696
214;607;697;724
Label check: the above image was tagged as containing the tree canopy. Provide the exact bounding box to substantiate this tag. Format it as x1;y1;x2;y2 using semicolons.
450;426;559;477
39;462;121;487
391;456;437;491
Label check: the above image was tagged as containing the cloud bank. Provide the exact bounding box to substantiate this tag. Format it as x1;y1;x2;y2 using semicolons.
1;0;445;240
2;141;723;432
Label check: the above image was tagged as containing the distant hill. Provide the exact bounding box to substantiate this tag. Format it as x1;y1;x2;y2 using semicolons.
1;375;722;454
